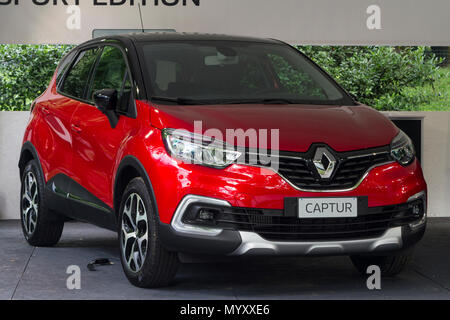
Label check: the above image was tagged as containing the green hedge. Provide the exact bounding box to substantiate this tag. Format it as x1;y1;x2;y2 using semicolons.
298;46;443;110
0;44;74;111
0;44;445;111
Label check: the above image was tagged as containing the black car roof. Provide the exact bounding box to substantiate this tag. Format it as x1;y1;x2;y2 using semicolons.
83;32;282;46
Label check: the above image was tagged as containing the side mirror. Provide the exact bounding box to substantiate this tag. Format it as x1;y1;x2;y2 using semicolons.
93;89;119;128
93;89;117;112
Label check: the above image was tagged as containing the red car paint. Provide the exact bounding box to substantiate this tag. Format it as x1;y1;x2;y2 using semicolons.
149;103;398;152
23;75;427;225
19;34;428;288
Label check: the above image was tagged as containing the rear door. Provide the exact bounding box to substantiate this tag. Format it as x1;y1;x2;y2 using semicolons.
41;48;99;182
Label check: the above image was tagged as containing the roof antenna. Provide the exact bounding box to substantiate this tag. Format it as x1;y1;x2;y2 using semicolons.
138;4;145;33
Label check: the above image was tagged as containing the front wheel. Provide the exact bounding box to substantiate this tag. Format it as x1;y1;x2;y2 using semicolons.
118;177;179;288
350;250;413;277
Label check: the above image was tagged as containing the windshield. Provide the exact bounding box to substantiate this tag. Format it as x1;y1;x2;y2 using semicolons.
139;41;354;105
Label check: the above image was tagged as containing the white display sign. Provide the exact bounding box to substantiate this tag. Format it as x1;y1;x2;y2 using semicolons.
0;0;448;45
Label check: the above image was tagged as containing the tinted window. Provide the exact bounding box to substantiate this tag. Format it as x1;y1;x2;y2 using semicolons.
141;41;352;105
268;54;327;99
56;50;76;86
89;46;132;112
61;48;100;99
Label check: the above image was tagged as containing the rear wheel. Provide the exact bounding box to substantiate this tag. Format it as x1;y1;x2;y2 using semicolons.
350;250;413;277
118;177;179;288
20;160;64;246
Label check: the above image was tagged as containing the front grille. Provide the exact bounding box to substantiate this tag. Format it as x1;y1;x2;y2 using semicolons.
184;199;424;242
245;145;393;191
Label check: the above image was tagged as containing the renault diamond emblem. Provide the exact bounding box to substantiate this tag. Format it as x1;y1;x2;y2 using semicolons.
313;147;336;179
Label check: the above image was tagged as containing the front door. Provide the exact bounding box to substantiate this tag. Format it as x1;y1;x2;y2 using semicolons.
71;45;135;221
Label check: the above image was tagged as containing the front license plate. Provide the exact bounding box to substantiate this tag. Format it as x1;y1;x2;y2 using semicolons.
298;197;358;218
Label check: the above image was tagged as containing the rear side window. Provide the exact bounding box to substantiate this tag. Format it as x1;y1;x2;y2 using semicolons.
89;46;132;113
56;50;76;86
61;48;100;100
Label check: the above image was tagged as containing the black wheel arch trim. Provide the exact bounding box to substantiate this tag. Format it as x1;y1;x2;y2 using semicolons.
19;141;45;180
402;224;426;249
114;155;160;224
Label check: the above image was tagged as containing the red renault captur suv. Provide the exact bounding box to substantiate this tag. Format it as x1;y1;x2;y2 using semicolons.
19;33;427;288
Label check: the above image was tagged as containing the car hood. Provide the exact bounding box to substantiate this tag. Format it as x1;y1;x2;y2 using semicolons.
149;103;398;152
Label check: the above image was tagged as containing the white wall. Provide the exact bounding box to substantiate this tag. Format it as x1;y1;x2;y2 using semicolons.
384;111;450;218
0;111;448;220
0;112;29;221
0;0;449;46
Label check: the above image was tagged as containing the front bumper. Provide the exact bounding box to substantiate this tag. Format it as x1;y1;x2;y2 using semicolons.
143;129;427;224
232;227;404;256
159;193;427;256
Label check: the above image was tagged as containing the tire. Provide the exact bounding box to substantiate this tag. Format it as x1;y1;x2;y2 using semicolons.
20;160;64;246
350;250;413;277
118;177;179;288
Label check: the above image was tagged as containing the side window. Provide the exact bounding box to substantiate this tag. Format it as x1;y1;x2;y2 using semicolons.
89;46;132;113
56;50;76;86
61;48;100;99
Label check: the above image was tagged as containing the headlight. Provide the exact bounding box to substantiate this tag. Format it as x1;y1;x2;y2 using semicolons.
162;129;241;168
390;130;415;166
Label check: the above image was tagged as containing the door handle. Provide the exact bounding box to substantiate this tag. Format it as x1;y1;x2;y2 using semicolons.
71;124;82;133
41;107;50;116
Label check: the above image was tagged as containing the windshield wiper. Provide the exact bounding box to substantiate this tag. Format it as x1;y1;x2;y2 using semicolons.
217;98;298;105
150;96;340;106
150;96;209;105
220;98;347;106
260;98;297;104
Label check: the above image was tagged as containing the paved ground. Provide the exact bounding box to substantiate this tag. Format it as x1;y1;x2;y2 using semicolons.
0;218;449;300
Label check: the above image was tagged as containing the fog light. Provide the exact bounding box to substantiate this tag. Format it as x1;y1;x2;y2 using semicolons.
198;209;215;221
412;204;421;215
407;192;427;230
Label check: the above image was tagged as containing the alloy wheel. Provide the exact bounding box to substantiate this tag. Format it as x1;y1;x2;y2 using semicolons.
121;193;149;272
22;172;39;237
